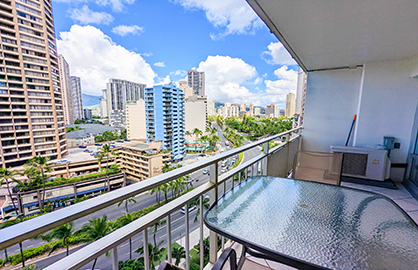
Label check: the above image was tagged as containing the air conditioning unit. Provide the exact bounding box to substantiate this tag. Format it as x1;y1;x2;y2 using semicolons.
331;146;391;181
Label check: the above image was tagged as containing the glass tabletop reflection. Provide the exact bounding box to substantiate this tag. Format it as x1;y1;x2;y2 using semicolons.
204;176;418;270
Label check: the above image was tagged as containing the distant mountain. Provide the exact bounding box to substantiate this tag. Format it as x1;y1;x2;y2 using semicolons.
82;94;102;107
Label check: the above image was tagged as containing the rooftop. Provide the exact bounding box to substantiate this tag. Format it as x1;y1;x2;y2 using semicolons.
66;124;121;138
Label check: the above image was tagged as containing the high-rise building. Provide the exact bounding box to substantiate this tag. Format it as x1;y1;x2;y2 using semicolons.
249;103;254;116
83;108;92;120
145;84;185;161
207;100;216;116
70;76;83;120
185;95;207;141
126;100;146;140
187;69;205;96
106;79;146;127
0;0;67;167
58;55;74;125
222;103;239;117
99;89;108;118
179;80;193;98
286;93;296;118
265;104;276;117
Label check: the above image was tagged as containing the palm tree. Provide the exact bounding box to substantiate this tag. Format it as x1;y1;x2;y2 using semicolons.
45;222;81;256
192;128;203;152
135;242;165;270
117;212;134;259
97;144;117;191
190;197;210;222
117;196;137;213
172;246;186;266
79;215;111;269
25;156;51;211
162;163;172;173
151;185;162;205
169;178;186;197
161;183;170;204
0;168;22;217
151;220;166;247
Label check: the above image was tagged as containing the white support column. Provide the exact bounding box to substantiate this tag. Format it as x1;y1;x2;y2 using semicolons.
144;228;149;270
185;204;190;270
167;215;172;264
199;195;204;270
112;247;118;270
209;162;218;264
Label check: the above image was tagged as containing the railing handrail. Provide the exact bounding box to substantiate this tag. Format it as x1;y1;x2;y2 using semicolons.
0;127;302;250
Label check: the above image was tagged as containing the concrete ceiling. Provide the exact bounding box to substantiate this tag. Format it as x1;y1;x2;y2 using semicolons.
247;0;418;72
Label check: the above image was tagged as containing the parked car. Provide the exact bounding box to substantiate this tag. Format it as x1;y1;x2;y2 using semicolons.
199;153;206;157
79;145;87;148
180;205;197;214
110;144;117;148
91;151;102;156
84;149;93;153
117;140;124;143
203;169;210;175
56;159;71;165
95;143;102;146
124;139;130;142
109;141;115;144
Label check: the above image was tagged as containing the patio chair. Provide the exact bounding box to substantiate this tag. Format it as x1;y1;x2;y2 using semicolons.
157;261;184;270
293;150;343;186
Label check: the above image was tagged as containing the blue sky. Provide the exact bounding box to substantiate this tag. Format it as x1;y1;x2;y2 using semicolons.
52;0;299;108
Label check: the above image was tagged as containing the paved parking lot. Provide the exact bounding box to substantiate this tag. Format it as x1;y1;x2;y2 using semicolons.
63;145;101;163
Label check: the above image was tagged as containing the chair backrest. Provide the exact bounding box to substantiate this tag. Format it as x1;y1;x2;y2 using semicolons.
293;150;343;185
158;261;184;270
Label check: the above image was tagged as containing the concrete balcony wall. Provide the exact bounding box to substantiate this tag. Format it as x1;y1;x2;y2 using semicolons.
303;55;418;181
267;137;300;177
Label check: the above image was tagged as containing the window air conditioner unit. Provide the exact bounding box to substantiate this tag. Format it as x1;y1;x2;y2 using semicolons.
330;146;391;181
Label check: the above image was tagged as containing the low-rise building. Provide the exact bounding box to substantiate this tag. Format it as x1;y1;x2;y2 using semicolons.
65;124;121;148
117;141;171;181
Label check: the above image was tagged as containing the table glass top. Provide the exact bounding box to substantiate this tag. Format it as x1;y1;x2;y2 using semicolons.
205;177;418;270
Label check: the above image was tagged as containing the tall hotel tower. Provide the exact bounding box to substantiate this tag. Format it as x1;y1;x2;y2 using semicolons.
187;69;205;96
0;0;67;167
145;84;185;161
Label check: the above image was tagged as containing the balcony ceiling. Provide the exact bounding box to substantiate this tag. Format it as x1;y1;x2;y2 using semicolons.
247;0;418;71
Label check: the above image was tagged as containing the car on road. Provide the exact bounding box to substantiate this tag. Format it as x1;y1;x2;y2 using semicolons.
117;140;124;143
203;169;210;175
220;148;225;153
181;205;197;214
56;159;71;165
95;143;102;146
220;168;227;173
198;153;206;157
84;149;93;153
79;145;87;148
225;141;229;146
124;139;130;142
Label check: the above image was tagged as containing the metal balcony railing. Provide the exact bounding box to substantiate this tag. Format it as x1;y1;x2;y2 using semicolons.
0;127;302;270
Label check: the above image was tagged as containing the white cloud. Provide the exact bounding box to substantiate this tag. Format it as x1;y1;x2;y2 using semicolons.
57;25;155;96
173;0;263;39
262;41;296;65
170;70;187;77
154;62;166;67
55;0;135;12
142;52;153;57
197;55;297;107
112;25;144;36
155;75;172;85
68;5;114;25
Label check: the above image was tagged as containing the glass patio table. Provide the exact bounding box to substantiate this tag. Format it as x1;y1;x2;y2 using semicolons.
204;176;418;270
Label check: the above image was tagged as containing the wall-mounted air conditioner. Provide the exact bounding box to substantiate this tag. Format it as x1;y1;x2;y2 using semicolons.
331;146;391;181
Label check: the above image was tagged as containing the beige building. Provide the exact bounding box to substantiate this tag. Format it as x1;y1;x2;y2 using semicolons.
286;93;296;118
58;55;74;125
118;141;171;181
126;100;146;140
99;89;108;118
0;0;67;167
185;96;207;141
207;100;216;116
222;102;239;117
249;103;254;116
179;80;194;98
254;107;261;115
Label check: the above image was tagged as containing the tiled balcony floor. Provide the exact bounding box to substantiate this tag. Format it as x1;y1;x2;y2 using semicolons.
223;181;418;270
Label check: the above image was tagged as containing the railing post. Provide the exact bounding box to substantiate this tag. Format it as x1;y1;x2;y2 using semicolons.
167;214;172;264
263;141;269;175
185;204;190;270
209;162;218;264
285;133;290;175
144;228;149;270
112;247;118;270
200;195;204;270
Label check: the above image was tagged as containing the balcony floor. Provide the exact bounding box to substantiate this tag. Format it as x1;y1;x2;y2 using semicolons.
222;181;418;270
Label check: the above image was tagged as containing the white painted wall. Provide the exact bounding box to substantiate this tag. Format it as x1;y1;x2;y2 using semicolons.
303;55;418;181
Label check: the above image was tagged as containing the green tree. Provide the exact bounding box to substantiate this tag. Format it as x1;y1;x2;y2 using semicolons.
44;222;82;256
25;156;51;211
190;196;210;223
118;196;137;213
78;215;111;269
0;168;22;217
169;177;186;198
172;246;186;266
192;128;203;152
117;213;135;260
135;242;165;270
97;144;117;191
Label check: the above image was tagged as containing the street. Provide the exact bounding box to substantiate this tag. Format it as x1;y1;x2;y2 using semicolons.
1;123;262;269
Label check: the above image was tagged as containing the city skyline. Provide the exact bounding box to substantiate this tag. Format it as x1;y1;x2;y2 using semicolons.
52;0;299;108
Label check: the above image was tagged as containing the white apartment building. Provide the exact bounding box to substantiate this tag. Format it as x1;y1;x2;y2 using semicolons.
179;80;194;99
106;79;146;127
207;100;216;116
99;89;108;118
185;96;207;141
222;102;239;117
70;76;83;120
126;100;146;140
58;55;74;125
188;69;205;96
285;93;296;118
